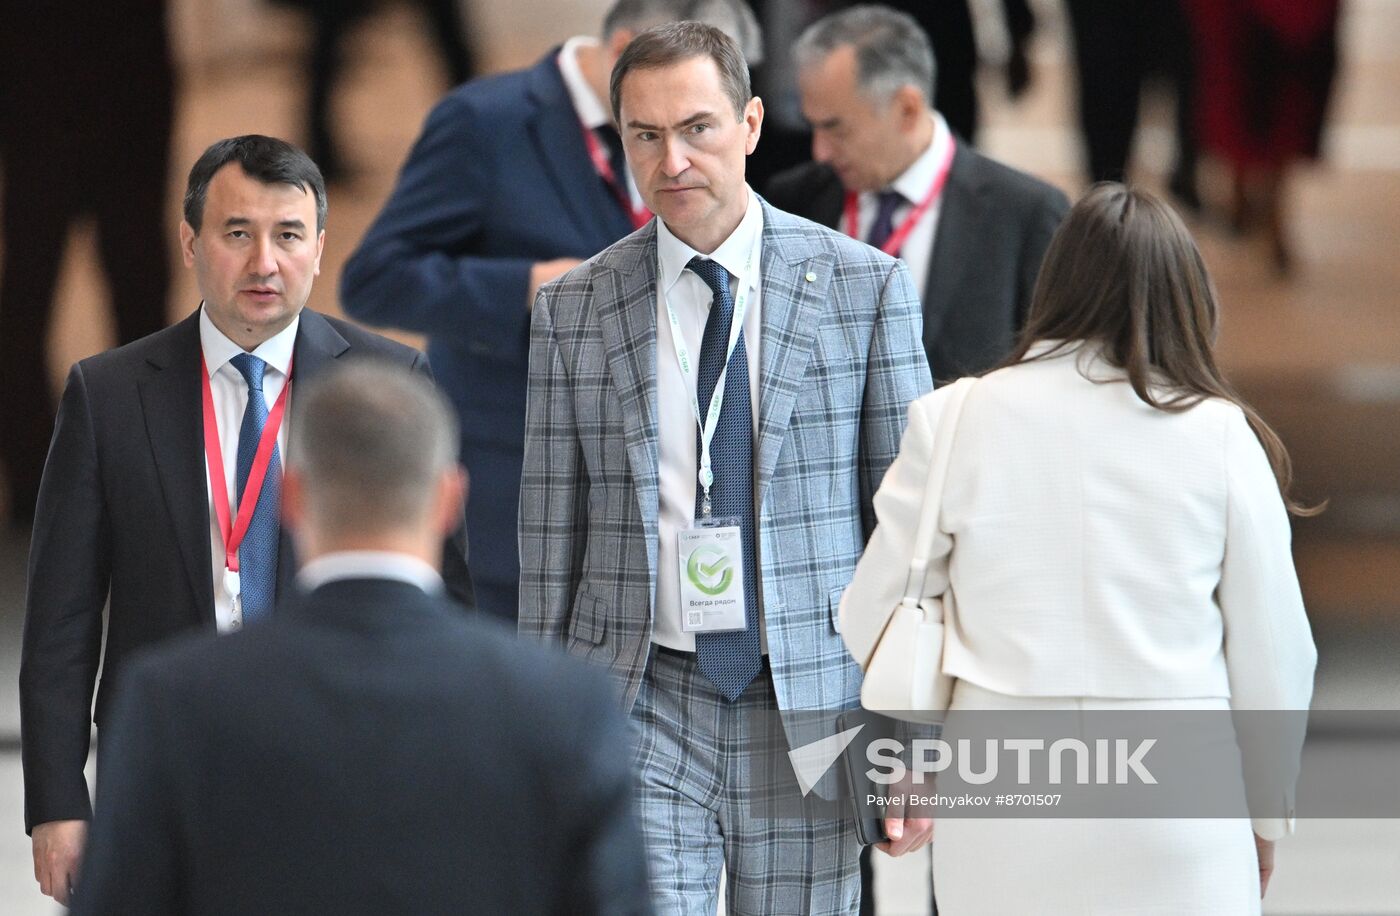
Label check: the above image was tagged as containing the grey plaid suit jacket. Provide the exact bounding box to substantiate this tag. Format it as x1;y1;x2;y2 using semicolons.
519;198;932;713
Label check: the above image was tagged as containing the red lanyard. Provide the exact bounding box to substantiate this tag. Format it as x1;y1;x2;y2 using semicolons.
581;122;653;230
200;353;292;573
844;137;957;257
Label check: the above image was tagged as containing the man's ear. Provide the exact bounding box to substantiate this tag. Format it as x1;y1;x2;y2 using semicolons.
179;220;198;268
894;85;925;131
743;96;764;155
434;466;468;537
606;28;634;61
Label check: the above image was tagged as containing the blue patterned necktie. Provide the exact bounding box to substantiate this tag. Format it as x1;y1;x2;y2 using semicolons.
687;256;762;701
230;353;281;623
866;189;907;251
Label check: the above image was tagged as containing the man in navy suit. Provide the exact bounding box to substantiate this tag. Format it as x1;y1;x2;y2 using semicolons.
341;0;761;622
73;363;650;915
20;136;472;907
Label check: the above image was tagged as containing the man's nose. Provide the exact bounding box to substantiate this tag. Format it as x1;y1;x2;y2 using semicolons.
661;137;690;178
248;238;279;277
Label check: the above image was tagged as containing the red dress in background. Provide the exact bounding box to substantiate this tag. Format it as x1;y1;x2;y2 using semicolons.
1186;0;1342;168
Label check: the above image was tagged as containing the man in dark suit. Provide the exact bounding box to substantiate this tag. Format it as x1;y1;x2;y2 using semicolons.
766;5;1069;383
341;0;761;622
72;363;649;915
20;135;472;906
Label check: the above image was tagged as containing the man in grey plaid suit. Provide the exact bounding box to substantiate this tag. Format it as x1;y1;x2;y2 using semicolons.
520;21;932;914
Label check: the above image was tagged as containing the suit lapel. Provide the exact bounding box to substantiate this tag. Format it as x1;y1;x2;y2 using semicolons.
137;310;215;624
755;203;830;510
594;230;661;583
525;54;632;243
923;144;982;351
276;311;351;599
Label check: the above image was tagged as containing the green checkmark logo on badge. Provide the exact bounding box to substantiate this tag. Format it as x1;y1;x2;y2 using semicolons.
687;545;734;596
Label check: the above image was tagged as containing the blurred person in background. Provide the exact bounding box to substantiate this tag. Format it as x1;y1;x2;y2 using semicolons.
272;0;479;183
768;5;1068;383
21;136;472;907
73;363;650;916
1064;0;1201;210
342;0;762;623
841;184;1317;914
0;0;173;528
839;0;1038;143
1184;0;1342;274
746;0;1040;189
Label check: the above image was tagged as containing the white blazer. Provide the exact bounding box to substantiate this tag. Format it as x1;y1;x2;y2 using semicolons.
840;342;1317;833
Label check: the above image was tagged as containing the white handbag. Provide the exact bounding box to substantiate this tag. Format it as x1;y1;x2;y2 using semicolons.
860;376;978;724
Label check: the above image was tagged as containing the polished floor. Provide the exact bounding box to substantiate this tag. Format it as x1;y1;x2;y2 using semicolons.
2;0;1398;912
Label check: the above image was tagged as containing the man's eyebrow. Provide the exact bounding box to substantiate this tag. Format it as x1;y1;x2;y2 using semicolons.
626;111;720;131
220;217;308;230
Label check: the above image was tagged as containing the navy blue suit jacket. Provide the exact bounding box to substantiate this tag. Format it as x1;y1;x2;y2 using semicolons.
74;579;650;915
342;50;636;619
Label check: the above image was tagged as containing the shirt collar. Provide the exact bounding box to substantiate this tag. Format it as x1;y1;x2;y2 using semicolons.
199;304;299;379
558;36;610;130
656;187;763;295
886;111;952;204
297;550;444;594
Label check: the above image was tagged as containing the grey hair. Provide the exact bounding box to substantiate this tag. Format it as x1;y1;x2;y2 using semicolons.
603;0;764;64
287;362;459;536
793;4;936;106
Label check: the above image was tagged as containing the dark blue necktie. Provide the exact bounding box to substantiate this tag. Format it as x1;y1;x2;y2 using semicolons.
866;189;906;251
687;257;761;701
230;353;281;623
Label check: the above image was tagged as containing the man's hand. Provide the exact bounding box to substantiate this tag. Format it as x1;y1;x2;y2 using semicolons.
877;777;933;857
1254;832;1275;898
528;258;584;307
33;819;87;905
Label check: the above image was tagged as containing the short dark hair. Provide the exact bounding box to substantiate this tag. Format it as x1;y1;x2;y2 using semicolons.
794;5;937;106
183;135;327;233
602;0;763;64
611;21;752;121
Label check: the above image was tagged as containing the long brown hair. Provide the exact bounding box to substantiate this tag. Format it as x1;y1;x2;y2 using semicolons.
1002;183;1319;516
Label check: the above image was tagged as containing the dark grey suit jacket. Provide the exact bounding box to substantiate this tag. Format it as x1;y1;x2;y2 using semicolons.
19;308;473;832
74;578;650;915
766;143;1069;382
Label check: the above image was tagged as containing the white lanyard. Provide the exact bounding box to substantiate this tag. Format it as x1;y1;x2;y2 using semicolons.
661;230;760;519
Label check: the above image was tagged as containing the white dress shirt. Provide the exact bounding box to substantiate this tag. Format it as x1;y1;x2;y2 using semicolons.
653;188;766;652
298;550;444;594
557;35;644;210
199;306;298;633
851;112;953;295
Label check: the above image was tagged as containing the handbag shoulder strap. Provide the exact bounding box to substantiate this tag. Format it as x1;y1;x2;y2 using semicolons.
900;376;978;608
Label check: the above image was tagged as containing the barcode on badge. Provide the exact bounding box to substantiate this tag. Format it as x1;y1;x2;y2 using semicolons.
687;610;704;628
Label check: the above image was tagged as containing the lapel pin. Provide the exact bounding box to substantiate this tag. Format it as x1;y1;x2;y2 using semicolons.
805;271;817;283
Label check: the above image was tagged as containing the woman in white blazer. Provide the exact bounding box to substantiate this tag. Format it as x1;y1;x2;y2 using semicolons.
841;184;1317;914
